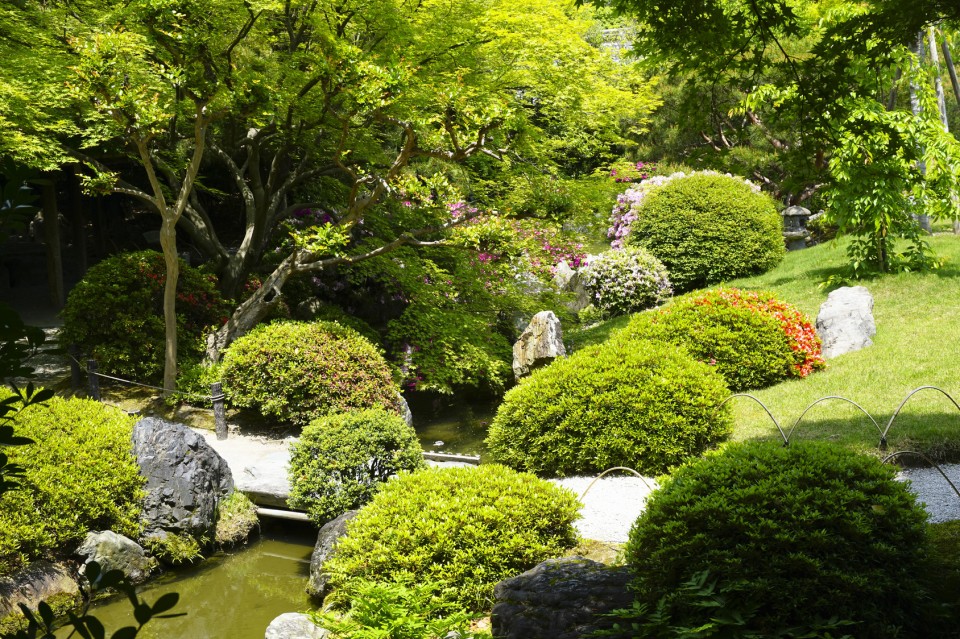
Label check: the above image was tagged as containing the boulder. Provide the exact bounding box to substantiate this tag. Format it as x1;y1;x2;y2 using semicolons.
132;417;234;541
816;286;876;359
565;272;593;313
396;392;414;427
512;311;566;380
0;561;82;633
264;612;329;639
552;260;577;290
491;557;633;639
307;510;358;599
76;531;153;584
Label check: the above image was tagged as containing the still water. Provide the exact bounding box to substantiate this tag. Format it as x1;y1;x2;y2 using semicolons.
409;393;499;456
58;522;316;639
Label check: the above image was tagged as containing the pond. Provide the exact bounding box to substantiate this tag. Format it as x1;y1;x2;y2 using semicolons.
408;393;499;457
57;521;316;639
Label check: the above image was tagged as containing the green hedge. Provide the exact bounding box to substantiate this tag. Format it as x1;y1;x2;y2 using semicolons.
288;409;426;525
485;338;732;477
221;321;400;426
627;173;784;292
61;250;230;383
323;465;580;612
625;441;930;637
0;394;143;575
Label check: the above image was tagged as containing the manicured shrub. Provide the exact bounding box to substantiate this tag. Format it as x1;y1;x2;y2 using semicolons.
288;409;426;525
579;246;672;317
625;441;930;638
323;465;580;612
221;321;400;426
620;288;824;391
485;338;732;477
0;394;144;574
61;250;230;382
625;173;785;292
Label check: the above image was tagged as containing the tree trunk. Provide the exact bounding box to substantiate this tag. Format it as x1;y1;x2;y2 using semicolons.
928;27;950;131
911;31;931;233
159;216;180;393
943;36;960;107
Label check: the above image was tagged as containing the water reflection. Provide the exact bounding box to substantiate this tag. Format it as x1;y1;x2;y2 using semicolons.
408;393;498;456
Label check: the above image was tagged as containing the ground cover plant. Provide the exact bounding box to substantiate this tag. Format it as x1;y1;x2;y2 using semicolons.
221;321;400;427
322;464;580;612
623;441;932;637
623;172;785;292
0;394;143;575
620;288;823;391
60;251;230;383
486;337;733;476
288;408;426;525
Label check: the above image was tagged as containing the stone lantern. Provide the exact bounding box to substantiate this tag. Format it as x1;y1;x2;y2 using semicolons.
781;205;812;251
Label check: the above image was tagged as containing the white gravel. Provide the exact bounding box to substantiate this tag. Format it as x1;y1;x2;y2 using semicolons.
550;475;658;543
897;463;960;523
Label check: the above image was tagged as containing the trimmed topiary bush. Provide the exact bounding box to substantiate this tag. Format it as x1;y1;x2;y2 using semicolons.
579;246;672;317
221;321;400;426
323;464;580;612
626;173;785;292
620;288;824;391
0;394;144;575
288;408;426;524
61;250;230;383
624;441;930;638
485;338;732;477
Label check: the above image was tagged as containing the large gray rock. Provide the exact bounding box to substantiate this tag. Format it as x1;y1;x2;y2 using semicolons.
491;557;633;639
264;613;329;639
76;531;153;584
132;417;234;541
512;311;566;380
816;286;876;359
307;510;358;599
0;561;82;631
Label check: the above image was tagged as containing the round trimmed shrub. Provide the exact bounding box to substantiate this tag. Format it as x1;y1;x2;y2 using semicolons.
61;250;230;382
288;408;426;524
579;246;672;317
0;394;144;574
221;321;401;426
620;288;824;391
625;441;931;637
323;464;580;612
485;338;732;477
626;173;785;292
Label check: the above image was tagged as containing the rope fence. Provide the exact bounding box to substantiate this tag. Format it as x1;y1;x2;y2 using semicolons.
67;351;229;440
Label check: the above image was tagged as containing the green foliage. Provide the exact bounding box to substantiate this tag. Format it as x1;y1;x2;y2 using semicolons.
0;394;143;575
311;579;487;639
323;465;580;612
627;173;785;292
143;532;205;566
625;441;931;638
215;491;259;547
60;251;230;383
924;520;960;630
288;409;426;525
580;247;672;317
619;288;824;391
221;321;400;427
486;338;733;477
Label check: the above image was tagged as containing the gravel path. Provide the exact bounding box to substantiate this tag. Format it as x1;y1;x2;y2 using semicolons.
898;463;960;523
551;476;658;544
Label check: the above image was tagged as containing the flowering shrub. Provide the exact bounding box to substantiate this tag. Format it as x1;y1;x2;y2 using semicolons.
61;250;231;382
221;321;401;426
609;170;761;248
579;246;672;317
620;288;824;391
486;338;732;476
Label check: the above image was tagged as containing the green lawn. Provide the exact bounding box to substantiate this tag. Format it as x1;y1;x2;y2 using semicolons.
576;234;960;461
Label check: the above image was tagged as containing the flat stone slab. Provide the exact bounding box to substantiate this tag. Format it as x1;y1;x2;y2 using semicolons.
194;430;294;508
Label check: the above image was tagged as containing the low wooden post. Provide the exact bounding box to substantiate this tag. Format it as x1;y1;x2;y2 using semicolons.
69;344;82;389
87;359;100;401
211;381;227;440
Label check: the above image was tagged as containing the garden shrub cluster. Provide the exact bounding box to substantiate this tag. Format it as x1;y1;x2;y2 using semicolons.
221;321;400;426
322;465;580;612
485;338;732;477
620;288;824;391
288;408;426;525
61;250;231;383
0;394;143;574
624;173;785;292
579;246;672;317
624;441;931;638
